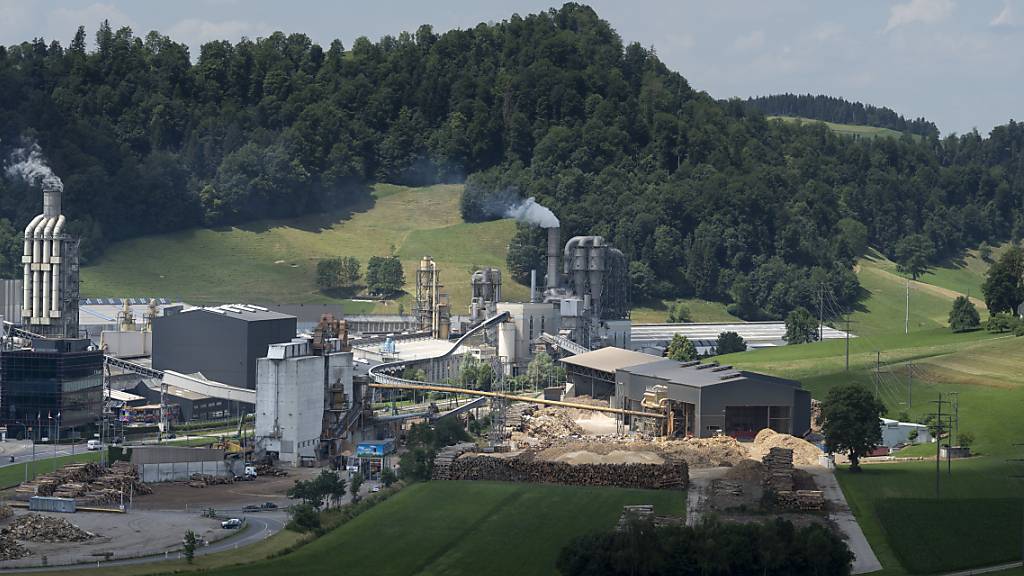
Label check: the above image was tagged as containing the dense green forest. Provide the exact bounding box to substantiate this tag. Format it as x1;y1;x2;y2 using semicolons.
0;3;1022;320
744;93;939;138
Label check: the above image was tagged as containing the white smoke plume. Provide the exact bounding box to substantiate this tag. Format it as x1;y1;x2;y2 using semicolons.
5;141;63;192
503;196;559;228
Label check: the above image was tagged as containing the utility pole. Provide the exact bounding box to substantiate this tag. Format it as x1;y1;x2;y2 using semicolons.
845;316;851;371
929;393;951;498
905;277;910;335
949;392;960;446
819;284;825;342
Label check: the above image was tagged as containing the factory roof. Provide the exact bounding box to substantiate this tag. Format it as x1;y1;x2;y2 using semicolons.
106;389;145;403
560;347;662;374
179;304;295;322
631;322;851;346
257;304;345;322
139;379;211;401
620;358;800;389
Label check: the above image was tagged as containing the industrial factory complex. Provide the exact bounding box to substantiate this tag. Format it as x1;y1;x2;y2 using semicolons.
0;182;854;463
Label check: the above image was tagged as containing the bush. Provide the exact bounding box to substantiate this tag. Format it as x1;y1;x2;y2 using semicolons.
948;296;981;332
958;431;975;448
715;331;747;354
287;502;321;532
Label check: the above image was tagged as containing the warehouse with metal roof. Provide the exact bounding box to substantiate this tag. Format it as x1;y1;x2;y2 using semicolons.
560;347;811;440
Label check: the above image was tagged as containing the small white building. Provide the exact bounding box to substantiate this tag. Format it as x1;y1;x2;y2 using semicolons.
880;417;932;448
255;338;352;467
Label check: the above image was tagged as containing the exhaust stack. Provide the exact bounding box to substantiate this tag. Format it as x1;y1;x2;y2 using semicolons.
546;226;560;290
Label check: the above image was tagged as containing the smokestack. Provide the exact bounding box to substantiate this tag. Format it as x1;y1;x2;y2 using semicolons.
530;269;537;303
546;226;560;290
42;178;61;218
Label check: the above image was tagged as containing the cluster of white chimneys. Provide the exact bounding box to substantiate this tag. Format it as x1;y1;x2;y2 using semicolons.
21;183;66;326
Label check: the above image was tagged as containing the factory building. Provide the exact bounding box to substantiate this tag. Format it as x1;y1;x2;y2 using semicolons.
0;180;103;437
255;329;353;467
0;337;103;432
152;304;297;390
128;379;231;422
560;347;811;439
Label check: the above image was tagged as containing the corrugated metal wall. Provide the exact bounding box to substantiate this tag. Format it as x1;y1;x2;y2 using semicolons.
0;279;22;324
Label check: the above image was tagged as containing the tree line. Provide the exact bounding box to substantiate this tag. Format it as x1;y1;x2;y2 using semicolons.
744;93;939;138
315;254;404;297
1;4;1022;323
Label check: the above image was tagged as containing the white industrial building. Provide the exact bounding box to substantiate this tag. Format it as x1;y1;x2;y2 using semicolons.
630;322;852;355
880;417;932;448
255;337;353;467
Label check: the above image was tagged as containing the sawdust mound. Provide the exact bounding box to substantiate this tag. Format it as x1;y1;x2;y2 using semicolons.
3;513;95;543
723;459;766;483
522;407;584;438
751;429;822;466
656;435;749;468
551;450;665;465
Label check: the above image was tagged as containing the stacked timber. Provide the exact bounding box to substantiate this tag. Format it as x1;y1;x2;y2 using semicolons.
504;404;535;435
774;490;825;511
187;473;233;488
616;505;655;531
2;513;94;543
762;447;795;492
448;455;688;490
431;442;477;480
15;461;150;505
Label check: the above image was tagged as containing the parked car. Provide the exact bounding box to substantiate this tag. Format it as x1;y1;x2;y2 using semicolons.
243;504;261;511
345;464;359;473
221;518;242;529
370;485;381;493
261;502;278;509
86;439;103;451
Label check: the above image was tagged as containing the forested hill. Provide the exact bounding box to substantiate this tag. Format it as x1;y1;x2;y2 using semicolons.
744;93;939;138
0;4;1022;322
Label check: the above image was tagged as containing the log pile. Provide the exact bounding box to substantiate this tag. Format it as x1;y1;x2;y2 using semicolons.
17;461;150;505
0;533;29;560
616;505;654;531
187;473;233;488
762;447;795;492
255;464;287;477
448;455;688;489
431;442;478;480
0;505;12;521
521;407;584;439
2;513;94;543
775;490;825;511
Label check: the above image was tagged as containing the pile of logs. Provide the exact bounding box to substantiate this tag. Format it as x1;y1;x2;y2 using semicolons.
3;513;94;543
762;447;795;492
255;464;287;477
187;473;233;488
448;455;688;490
775;490;825;511
0;505;12;521
0;533;29;560
431;443;478;480
17;461;150;505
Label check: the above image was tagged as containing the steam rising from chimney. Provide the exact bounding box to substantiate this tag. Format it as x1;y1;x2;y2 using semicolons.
6;141;63;193
503;197;559;229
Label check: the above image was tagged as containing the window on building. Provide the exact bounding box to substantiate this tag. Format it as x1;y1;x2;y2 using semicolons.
529;316;534;339
540;316;545;333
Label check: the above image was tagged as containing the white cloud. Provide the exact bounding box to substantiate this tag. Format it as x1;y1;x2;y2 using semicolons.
884;0;954;32
811;23;844;43
733;29;764;51
990;1;1017;27
167;18;271;51
47;3;135;43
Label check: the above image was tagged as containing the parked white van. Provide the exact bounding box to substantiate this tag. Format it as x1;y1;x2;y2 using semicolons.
86;439;102;451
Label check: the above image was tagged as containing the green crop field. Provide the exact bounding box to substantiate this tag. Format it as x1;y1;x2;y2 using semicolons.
631;298;739;323
720;250;1024;574
81;184;529;313
211;481;686;576
768;115;912;140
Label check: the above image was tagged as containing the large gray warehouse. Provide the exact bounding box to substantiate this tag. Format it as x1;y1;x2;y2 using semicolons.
152;304;297;390
562;347;811;439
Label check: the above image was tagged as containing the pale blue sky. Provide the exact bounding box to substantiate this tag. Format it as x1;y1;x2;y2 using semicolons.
2;1;1021;135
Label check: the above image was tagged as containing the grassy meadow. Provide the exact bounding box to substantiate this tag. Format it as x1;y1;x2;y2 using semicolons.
81;184;529;313
768;115;913;140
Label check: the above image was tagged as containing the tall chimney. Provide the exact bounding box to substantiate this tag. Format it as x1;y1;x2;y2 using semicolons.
546;226;560;290
42;178;61;218
530;269;537;303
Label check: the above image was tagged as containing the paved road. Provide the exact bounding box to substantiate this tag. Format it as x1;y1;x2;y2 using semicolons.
0;513;287;573
0;441;84;469
806;466;883;575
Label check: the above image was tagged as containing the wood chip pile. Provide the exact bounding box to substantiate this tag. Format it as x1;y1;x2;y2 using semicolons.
0;505;11;521
521;406;584;439
2;513;94;543
17;462;151;505
751;429;822;466
448;455;688;489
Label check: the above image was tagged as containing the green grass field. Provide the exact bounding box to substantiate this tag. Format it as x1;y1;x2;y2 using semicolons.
631;298;739;323
212;481;686;576
768;115;913;140
81;183;529;313
720;251;1024;574
0;451;101;489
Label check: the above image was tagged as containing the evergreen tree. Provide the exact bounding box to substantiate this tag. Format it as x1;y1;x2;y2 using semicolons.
948;296;980;332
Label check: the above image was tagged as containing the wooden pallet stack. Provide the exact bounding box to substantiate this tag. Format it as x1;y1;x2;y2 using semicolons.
761;447;795;492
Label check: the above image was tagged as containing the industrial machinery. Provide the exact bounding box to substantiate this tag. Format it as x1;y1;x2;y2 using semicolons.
469;267;502;325
19;178;80;338
415;256;451;339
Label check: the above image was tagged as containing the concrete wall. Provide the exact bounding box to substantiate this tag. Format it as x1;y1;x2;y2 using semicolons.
130;446;226;464
496;302;561;372
139;460;230;483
